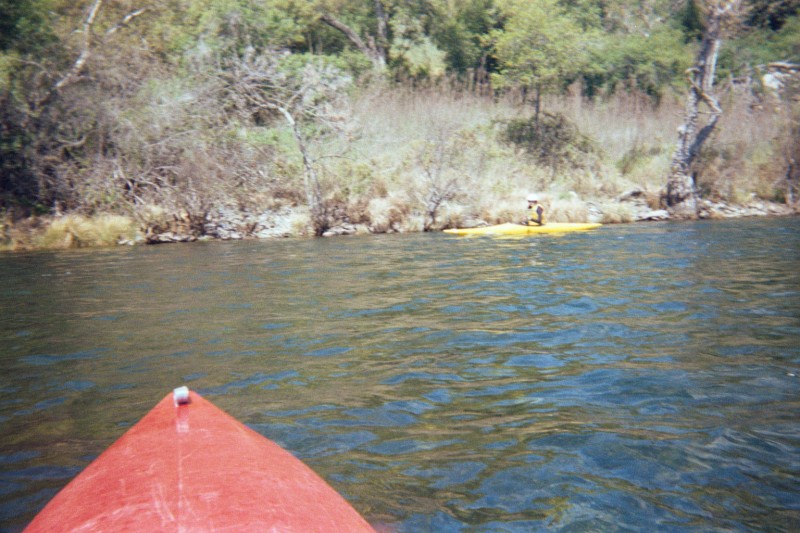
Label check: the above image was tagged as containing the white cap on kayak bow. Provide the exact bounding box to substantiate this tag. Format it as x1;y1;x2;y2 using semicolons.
173;386;191;406
527;194;538;202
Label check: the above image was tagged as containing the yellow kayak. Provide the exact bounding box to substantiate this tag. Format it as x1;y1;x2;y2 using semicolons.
444;222;602;236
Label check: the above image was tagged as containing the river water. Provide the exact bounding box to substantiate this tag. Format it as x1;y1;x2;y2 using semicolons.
1;218;798;532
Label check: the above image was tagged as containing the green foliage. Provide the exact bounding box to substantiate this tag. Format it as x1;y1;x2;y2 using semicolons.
675;0;705;42
385;4;447;79
150;0;317;61
0;0;57;54
727;15;800;68
390;37;448;79
588;27;692;98
746;0;800;31
557;0;603;31
277;52;355;94
490;0;589;99
429;0;498;73
333;49;375;78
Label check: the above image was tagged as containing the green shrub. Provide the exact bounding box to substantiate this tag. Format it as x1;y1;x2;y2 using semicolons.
617;143;664;176
499;112;596;170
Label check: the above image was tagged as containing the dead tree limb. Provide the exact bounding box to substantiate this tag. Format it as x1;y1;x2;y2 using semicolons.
666;0;741;219
105;8;148;37
226;51;352;234
39;1;147;109
54;0;104;92
320;13;386;70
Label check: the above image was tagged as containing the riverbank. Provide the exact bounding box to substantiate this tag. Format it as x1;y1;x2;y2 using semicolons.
1;194;796;251
4;78;796;250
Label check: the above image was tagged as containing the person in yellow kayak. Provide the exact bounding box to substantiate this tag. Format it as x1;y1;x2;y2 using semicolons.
527;194;545;226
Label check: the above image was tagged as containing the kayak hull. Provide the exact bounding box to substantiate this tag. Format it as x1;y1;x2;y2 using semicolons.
24;390;375;532
444;222;602;235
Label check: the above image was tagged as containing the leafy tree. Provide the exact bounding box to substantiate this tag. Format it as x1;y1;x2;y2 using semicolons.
726;9;800;69
557;0;603;31
389;13;448;80
428;0;498;75
489;0;589;120
500;112;595;170
677;0;706;41
148;0;317;59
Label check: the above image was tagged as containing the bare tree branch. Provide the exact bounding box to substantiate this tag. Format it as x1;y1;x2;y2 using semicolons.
225;50;352;234
54;0;104;92
320;13;386;70
320;14;371;58
685;67;723;161
105;8;148;37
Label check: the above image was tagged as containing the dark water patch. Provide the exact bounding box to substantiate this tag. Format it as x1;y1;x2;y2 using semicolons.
305;346;352;357
19;349;107;367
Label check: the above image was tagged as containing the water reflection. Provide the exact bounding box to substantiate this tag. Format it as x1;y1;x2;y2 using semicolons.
1;218;799;531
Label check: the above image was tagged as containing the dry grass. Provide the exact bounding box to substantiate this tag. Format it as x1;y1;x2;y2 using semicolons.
695;97;791;202
346;85;675;227
2;214;139;251
548;195;591;222
209;80;787;228
36;214;139;249
555;91;682;161
256;76;792;222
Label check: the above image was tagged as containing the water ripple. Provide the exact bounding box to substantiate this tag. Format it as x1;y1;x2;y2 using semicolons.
1;219;799;531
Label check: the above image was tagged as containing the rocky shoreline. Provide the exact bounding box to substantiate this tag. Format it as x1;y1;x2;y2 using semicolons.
143;206;373;244
2;193;796;250
614;188;798;223
143;193;797;245
142;207;300;244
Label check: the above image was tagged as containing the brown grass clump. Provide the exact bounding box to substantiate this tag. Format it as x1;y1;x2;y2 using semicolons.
36;215;139;249
598;202;635;223
548;195;590;222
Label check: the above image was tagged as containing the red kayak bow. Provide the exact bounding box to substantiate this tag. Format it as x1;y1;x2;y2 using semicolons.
25;387;375;532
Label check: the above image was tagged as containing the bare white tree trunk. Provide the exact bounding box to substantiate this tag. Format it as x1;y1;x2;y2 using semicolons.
666;1;738;218
53;0;104;92
272;105;325;229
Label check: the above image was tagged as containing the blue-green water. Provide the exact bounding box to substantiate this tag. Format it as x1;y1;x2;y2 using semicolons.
1;218;798;531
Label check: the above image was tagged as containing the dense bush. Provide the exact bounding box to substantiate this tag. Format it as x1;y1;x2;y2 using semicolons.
499;113;597;171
